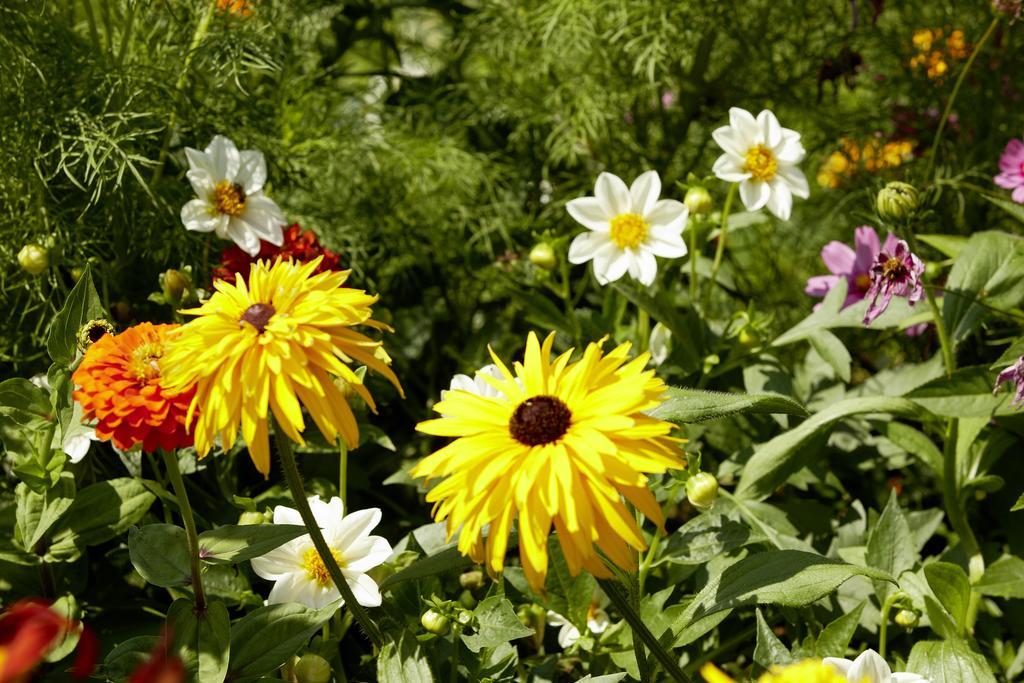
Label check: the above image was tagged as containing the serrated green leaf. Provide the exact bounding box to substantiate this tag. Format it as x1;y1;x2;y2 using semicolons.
16;473;74;551
129;524;191;588
461;596;533;654
907;639;996;683
47;264;106;366
656;513;765;566
924;562;971;633
865;492;916;598
942;230;1024;344
378;631;435;683
815;601;865;658
754;608;794;669
197;524;307;564
735;398;922;501
649;387;808;424
975;555;1024;599
908;366;1013;417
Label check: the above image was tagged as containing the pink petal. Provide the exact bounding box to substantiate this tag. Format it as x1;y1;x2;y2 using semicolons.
805;274;839;297
820;241;856;275
1013;185;1024;204
852;225;881;272
999;139;1024;173
881;232;900;255
994;172;1024;190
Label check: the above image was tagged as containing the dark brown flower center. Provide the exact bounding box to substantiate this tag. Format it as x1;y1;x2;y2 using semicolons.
881;255;907;281
240;303;275;333
509;395;572;446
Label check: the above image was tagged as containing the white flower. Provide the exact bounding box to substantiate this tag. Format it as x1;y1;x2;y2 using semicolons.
566;171;688;286
63;430;99;464
711;107;809;220
180;135;286;256
824;649;929;683
441;364;508;402
545;590;611;649
648;322;672;366
250;496;392;610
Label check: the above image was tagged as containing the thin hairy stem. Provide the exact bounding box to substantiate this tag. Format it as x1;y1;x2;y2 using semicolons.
163;451;207;611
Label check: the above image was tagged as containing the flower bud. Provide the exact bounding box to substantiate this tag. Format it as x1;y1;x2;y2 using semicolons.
70;267;85;282
529;243;557;271
993;0;1022;21
294;653;332;683
237;511;265;525
894;609;919;629
421;609;450;635
876;181;919;224
76;319;115;353
458;570;484;590
924;260;943;281
458;589;478;610
18;244;49;276
737;327;760;348
684;187;713;216
161;269;190;305
686;472;719;510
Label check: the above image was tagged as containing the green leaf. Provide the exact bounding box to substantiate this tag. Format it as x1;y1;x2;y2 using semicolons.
865;492;916;596
47;264;106;366
877;422;943;477
544;537;597;630
1011;492;1024;512
924;562;971;632
47;478;156;560
197;524;307;564
649;387;808;424
917;233;968;258
754;608;794;669
378;631;435;683
974;555;1024;599
809;330;852;383
983;193;1024;225
461;596;533;654
815;601;866;658
102;636;159;681
129;524;191;588
735;397;922;501
907;640;997;683
228;602;337;680
613;283;703;373
169;598;230;683
908;366;1014;417
942;230;1024;344
379;545;473;592
656;513;765;566
675;550;893;628
0;379;59;490
15;473;74;551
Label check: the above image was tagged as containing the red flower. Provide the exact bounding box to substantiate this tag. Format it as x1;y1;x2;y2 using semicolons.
128;630;184;683
212;224;342;283
0;600;97;681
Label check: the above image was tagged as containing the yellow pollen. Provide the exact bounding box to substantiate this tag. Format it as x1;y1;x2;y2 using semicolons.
302;547;344;587
608;213;648;249
211;180;246;217
129;341;164;382
882;255;906;280
745;144;778;182
854;273;871;291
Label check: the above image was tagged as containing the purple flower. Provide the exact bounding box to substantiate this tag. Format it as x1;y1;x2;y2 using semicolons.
994;137;1024;203
862;239;925;326
994;356;1024;408
806;226;899;308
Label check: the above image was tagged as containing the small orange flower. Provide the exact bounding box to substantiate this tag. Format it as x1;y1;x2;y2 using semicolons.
217;0;254;16
72;323;196;453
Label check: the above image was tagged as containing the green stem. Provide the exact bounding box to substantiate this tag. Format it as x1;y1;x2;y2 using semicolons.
163;451;207;611
115;0;138;66
597;578;690;682
150;0;218;186
688;218;700;305
338;440;348;506
80;0;102;53
878;591;902;660
450;624;461;683
274;419;384;648
637;529;662;596
904;231;954;377
705;184;737;306
637;307;650;354
923;17;1000;179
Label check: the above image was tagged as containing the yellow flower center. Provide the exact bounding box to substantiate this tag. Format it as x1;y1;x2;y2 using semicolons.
854;273;872;291
745;144;778;182
211;180;247;217
881;255;907;281
608;213;648;249
129;341;164;382
302;547;344;587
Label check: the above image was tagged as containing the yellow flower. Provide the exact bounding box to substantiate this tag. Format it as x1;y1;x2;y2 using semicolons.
702;661;851;683
162;258;403;476
412;332;684;591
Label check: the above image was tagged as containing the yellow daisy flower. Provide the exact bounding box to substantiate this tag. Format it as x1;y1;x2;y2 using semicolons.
162;258;403;476
702;661;852;683
412;331;684;591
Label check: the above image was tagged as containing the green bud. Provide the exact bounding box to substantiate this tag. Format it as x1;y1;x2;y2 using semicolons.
686;472;719;510
76;319;115;353
18;244;49;276
458;570;484;590
161;268;191;305
737;327;760;348
924;260;943;281
894;609;919;629
421;608;450;635
458;589;478;610
876;181;920;224
684;186;713;216
294;653;332;683
529;243;557;270
238;511;265;526
69;266;85;282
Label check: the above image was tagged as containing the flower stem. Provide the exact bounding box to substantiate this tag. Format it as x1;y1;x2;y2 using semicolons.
162;451;207;612
338;440;349;506
637;529;662;596
705;184;737;306
688;219;700;305
878;591;901;660
273;419;384;648
923;17;1000;180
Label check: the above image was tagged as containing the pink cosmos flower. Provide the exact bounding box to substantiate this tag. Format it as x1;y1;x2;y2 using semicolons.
994;356;1024;408
994;137;1024;203
806;226;899;308
863;240;925;326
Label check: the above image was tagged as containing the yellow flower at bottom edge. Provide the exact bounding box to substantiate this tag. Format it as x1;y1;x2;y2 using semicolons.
702;661;853;683
161;257;403;476
412;331;685;591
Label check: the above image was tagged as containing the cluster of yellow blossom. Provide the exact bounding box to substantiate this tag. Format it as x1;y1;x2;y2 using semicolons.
817;138;915;188
909;28;968;79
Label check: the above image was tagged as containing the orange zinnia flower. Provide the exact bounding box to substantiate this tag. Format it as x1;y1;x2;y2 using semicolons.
72;323;196;453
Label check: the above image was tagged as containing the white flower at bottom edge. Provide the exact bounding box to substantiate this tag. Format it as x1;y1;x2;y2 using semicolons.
250;495;392;610
545;590;611;649
711;107;809;220
566;171;688;286
824;649;929;683
179;135;286;256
